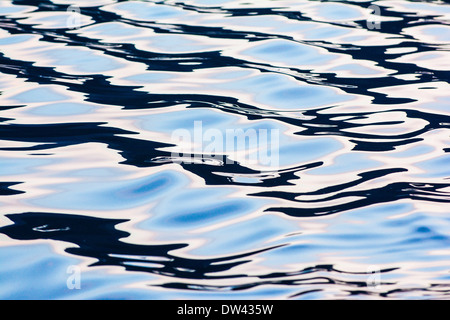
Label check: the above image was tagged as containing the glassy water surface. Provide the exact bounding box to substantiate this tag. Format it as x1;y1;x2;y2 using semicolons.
0;0;449;299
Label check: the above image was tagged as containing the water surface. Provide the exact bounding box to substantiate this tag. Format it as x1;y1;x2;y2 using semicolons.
0;0;450;300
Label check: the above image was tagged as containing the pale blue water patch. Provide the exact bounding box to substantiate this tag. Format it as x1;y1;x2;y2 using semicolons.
308;2;365;21
69;167;125;178
73;21;140;38
261;202;432;267
328;63;384;77
265;204;421;266
101;1;187;21
419;96;450;114
19;12;94;30
148;186;267;230
0;157;52;177
0;242;162;300
0;243;80;299
262;84;351;110
416;154;450;178
10;87;70;104
301;23;351;41
258;242;334;269
307;153;382;175
0;33;36;45
277;137;343;166
0;3;34;17
153;286;303;300
51;0;117;7
121;72;173;84
41;47;125;74
184;213;297;256
388;144;435;159
182;0;230;6
70;21;148;47
407;25;450;43
345;204;450;263
241;39;336;67
139;108;288;158
393;1;450;16
31;169;190;211
165;201;252;225
138;108;240;135
218;71;353;110
209;68;254;80
28;102;99;117
142;34;220;53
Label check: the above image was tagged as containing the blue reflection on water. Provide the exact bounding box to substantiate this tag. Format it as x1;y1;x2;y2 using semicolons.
0;0;450;300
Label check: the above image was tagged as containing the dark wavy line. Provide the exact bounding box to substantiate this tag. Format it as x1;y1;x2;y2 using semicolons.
258;181;450;217
0;212;284;280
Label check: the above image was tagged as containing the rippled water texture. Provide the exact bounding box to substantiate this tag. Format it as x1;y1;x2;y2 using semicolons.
0;0;450;300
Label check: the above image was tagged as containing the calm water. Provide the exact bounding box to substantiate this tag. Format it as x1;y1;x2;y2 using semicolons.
0;0;450;300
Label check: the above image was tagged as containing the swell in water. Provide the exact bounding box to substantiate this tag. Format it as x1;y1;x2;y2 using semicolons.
0;0;450;299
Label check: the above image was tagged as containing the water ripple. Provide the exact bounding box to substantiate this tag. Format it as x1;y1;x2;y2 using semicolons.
0;0;449;300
